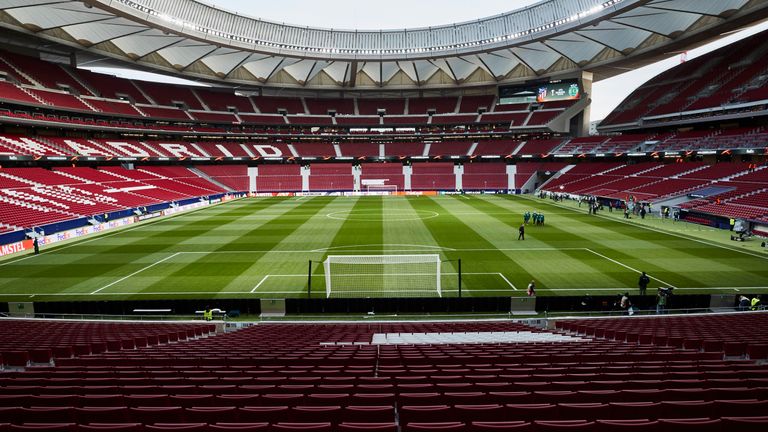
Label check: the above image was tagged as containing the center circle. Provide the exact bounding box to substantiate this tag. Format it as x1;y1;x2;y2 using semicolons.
326;210;439;221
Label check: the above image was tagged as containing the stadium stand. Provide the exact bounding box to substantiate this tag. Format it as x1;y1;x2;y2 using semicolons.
472;140;521;156
0;318;766;430
196;165;249;192
411;163;455;190
601;30;768;128
309;163;354;191
357;98;405;116
0;319;213;367
360;164;405;191
515;139;563;156
462;163;508;190
255;165;302;192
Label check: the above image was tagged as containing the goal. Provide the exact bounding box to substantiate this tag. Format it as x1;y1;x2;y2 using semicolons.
365;184;398;194
323;254;441;298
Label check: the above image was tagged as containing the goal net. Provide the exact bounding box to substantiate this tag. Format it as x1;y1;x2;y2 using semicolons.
365;184;398;194
324;254;441;298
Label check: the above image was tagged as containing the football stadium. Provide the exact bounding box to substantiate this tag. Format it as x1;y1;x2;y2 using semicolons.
0;0;767;430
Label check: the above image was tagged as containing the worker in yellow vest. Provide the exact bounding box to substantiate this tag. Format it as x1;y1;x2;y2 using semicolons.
203;307;213;321
751;296;762;311
730;218;735;231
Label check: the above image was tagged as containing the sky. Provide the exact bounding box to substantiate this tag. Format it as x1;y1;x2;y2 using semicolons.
87;1;768;122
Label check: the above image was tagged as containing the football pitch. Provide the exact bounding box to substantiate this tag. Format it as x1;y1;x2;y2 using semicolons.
1;195;767;301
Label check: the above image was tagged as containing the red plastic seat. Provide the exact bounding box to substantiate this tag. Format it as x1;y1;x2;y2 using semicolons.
453;404;506;422
144;424;208;431
183;407;237;423
9;424;75;431
237;406;290;423
271;423;333;431
20;407;74;423
341;406;395;423
128;407;184;424
658;400;713;419
400;405;453;423
506;404;558;421
534;420;596;431
556;403;609;420
403;422;465;431
721;416;768;432
608;402;661;419
75;425;142;432
338;423;398;432
74;407;130;423
208;424;269;431
713;399;768;417
594;419;658;432
469;421;532;430
289;406;342;422
656;418;720;432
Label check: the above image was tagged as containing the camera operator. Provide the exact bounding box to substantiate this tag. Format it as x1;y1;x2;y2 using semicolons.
656;287;673;314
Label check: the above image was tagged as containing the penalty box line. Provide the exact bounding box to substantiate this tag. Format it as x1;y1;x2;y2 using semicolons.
91;252;182;295
250;272;517;292
584;248;677;289
6;286;765;297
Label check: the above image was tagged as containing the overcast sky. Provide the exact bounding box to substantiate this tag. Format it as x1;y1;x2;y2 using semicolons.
88;1;768;122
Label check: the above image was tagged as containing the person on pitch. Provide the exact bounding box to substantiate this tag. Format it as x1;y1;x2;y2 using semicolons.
518;223;525;240
527;280;536;296
638;271;650;296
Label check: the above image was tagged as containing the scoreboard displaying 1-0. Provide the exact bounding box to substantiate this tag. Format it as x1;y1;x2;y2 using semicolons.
499;79;581;105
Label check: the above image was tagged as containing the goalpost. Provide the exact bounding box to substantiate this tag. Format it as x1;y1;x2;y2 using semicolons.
365;184;398;194
323;254;441;298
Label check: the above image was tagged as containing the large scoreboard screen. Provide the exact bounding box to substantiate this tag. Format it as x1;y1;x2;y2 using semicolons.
499;79;581;104
537;79;581;103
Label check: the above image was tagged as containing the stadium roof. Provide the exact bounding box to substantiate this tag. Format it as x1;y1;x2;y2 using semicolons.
0;0;767;90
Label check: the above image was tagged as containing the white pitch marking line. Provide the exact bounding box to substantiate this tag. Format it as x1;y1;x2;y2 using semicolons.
312;243;455;252
90;252;181;295
0;200;238;267
518;195;768;261
0;287;763;296
177;247;585;254
585;248;678;289
497;273;517;290
250;275;270;293
264;272;511;278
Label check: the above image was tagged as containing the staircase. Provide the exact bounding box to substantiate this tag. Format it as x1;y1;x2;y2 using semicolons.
187;167;234;192
0;57;40;86
62;67;98;96
17;86;48;105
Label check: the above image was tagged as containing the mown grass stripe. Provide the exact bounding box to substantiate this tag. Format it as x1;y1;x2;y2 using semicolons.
0;198;291;298
132;197;335;298
410;196;534;297
314;196;384;298
493;195;768;289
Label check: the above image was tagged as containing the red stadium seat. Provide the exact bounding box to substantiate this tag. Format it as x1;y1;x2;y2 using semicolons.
75;425;142;432
721;416;768;432
144;424;208;431
403;423;466;431
271;423;333;431
208;424;269;431
337;423;398;432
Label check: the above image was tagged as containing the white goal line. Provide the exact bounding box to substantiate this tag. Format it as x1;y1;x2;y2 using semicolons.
250;272;516;292
8;286;766;298
90;247;669;295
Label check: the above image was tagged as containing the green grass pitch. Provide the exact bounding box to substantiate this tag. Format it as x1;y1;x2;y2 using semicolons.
1;194;767;301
